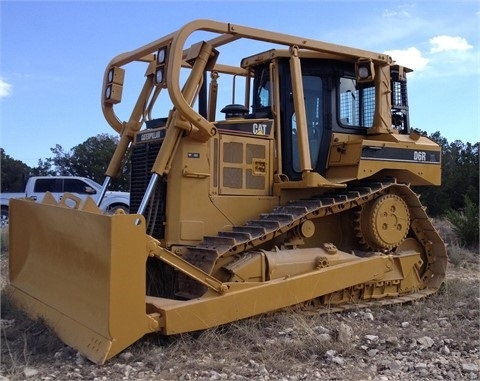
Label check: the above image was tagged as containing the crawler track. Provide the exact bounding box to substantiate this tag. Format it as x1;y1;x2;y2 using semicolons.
180;179;447;307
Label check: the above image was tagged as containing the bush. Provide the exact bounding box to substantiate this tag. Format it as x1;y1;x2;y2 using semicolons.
446;195;479;249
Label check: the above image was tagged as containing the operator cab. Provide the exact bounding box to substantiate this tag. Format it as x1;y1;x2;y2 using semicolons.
242;50;411;181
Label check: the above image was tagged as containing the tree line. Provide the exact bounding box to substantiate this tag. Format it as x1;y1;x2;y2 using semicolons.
1;134;129;192
1;131;478;246
411;131;479;247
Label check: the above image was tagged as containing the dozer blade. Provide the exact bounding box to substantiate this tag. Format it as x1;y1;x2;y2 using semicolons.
8;197;156;364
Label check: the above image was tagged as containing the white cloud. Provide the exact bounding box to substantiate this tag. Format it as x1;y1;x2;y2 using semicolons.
384;47;429;71
0;78;13;97
429;35;473;53
382;6;412;18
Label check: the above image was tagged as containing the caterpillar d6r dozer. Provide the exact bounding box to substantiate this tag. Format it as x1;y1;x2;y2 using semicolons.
9;20;447;364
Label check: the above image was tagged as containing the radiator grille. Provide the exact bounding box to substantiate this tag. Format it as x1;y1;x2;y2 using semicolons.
130;140;166;239
246;143;265;163
219;136;270;195
223;167;243;188
223;142;243;163
246;169;265;189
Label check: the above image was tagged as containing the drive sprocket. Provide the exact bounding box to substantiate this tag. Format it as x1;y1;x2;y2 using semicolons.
355;193;410;250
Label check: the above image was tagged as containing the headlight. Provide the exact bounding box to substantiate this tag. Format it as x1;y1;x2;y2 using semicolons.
105;85;112;99
155;68;164;84
157;48;167;64
106;66;125;85
104;84;122;104
355;59;375;83
107;68;114;83
358;66;370;80
104;66;125;104
154;44;169;87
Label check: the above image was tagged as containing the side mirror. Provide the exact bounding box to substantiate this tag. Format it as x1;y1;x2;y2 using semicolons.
84;187;97;195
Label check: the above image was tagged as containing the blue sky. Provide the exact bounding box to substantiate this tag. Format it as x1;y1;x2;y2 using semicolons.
1;0;479;167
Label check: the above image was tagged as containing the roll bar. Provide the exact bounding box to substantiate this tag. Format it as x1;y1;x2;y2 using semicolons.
97;19;393;205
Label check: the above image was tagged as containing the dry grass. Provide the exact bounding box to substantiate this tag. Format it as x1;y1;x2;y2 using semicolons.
0;221;478;380
3;273;478;379
434;217;479;274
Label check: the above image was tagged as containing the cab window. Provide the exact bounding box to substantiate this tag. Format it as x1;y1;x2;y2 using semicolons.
291;75;323;172
338;77;375;128
256;67;270;108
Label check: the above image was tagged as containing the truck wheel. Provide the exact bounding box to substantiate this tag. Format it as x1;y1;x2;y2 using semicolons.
107;205;129;215
1;207;8;229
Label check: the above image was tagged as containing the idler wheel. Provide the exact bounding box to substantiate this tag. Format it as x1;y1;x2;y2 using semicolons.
356;194;410;250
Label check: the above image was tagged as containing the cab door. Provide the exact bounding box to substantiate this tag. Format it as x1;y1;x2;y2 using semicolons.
277;61;332;181
251;59;333;181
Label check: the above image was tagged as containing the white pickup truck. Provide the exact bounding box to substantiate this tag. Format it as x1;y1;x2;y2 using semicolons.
1;176;129;227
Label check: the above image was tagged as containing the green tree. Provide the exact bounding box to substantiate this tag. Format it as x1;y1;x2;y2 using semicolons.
0;149;31;192
33;134;129;191
33;144;73;176
446;195;479;248
413;131;479;218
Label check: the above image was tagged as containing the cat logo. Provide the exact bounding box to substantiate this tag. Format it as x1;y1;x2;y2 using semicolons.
253;123;267;135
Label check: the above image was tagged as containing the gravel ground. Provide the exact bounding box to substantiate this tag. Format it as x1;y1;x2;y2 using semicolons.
1;238;478;381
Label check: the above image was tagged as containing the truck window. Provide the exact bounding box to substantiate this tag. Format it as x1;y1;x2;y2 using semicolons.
338;77;375;128
34;178;62;193
64;179;93;194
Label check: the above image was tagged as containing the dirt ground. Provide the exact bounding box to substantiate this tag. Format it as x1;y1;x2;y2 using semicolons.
0;223;478;381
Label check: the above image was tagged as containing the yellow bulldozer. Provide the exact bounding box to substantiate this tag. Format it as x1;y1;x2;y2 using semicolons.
8;20;447;364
